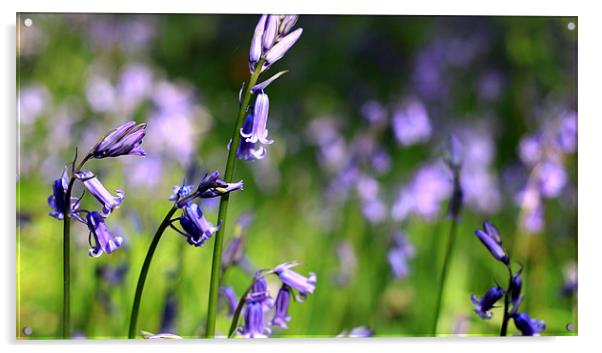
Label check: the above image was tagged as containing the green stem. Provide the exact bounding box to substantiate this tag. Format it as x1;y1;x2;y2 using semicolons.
204;59;265;338
431;215;459;336
61;154;90;339
128;205;178;339
500;265;513;336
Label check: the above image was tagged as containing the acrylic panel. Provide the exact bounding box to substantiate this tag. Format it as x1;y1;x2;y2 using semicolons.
16;13;577;339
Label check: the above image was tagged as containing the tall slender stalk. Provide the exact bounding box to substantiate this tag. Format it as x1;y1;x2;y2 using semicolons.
431;216;459;336
204;59;265;338
128;205;178;338
500;265;514;336
61;154;90;339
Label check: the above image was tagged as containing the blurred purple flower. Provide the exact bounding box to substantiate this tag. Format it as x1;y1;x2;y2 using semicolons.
392;98;431;146
555;111;577;154
160;290;178;333
86;211;124;257
361;100;387;125
538;160;567;198
337;326;374;338
86;75;115;113
19;85;49;125
96;262;128;286
519;134;543;166
219;286;238;316
334;241;357;286
117;64;153;108
387;231;415;279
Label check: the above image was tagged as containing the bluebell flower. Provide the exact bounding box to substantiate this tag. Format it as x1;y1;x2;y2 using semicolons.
387;232;415;279
471;285;505;319
178;203;220;247
75;170;124;216
248;275;274;310
510;268;523;307
48;168;80;220
240;92;273;145
238;300;271;338
392;98;432;146
263;28;303;70
222;236;245;270
96;262;128;285
160;290;178;333
538;160;567;198
92;121;146;159
249;15;267;69
278;15;298;37
219;286;238;316
86;211;124;257
513;312;546;336
168;184;194;202
236;114;267;161
262;15;279;51
274;263;317;297
474;221;509;265
270;285;292;329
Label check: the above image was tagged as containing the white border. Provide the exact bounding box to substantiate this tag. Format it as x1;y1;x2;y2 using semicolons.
3;1;600;352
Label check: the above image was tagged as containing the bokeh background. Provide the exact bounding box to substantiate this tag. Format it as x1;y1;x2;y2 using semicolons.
16;14;577;339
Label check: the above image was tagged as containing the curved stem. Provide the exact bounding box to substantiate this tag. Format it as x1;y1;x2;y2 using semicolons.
204;59;265;338
500;265;514;336
128;205;178;339
61;153;91;338
431;216;459;336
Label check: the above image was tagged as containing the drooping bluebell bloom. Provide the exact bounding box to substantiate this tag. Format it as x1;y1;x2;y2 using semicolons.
236;114;267;161
198;180;243;198
387;231;415;279
510;268;523;307
474;221;509;265
86;211;124;257
513;312;546;336
222;236;245;270
174;171;243;208
219;286;238;316
75;170;124;216
92;121;146;159
238;300;271;338
471;285;505;319
274;263;317;297
160;290;178;333
263;28;303;70
48;168;80;220
248;275;274;310
178;203;220;247
240;92;273;145
270;285;292;329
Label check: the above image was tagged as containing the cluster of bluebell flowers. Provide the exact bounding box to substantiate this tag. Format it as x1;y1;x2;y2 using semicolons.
48;120;147;257
472;221;545;336
234;15;302;161
236;262;316;338
167;171;243;247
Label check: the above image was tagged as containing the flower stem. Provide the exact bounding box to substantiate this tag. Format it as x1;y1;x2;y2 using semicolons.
128;205;178;339
61;154;90;339
500;265;513;336
431;215;459;336
204;59;265;338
